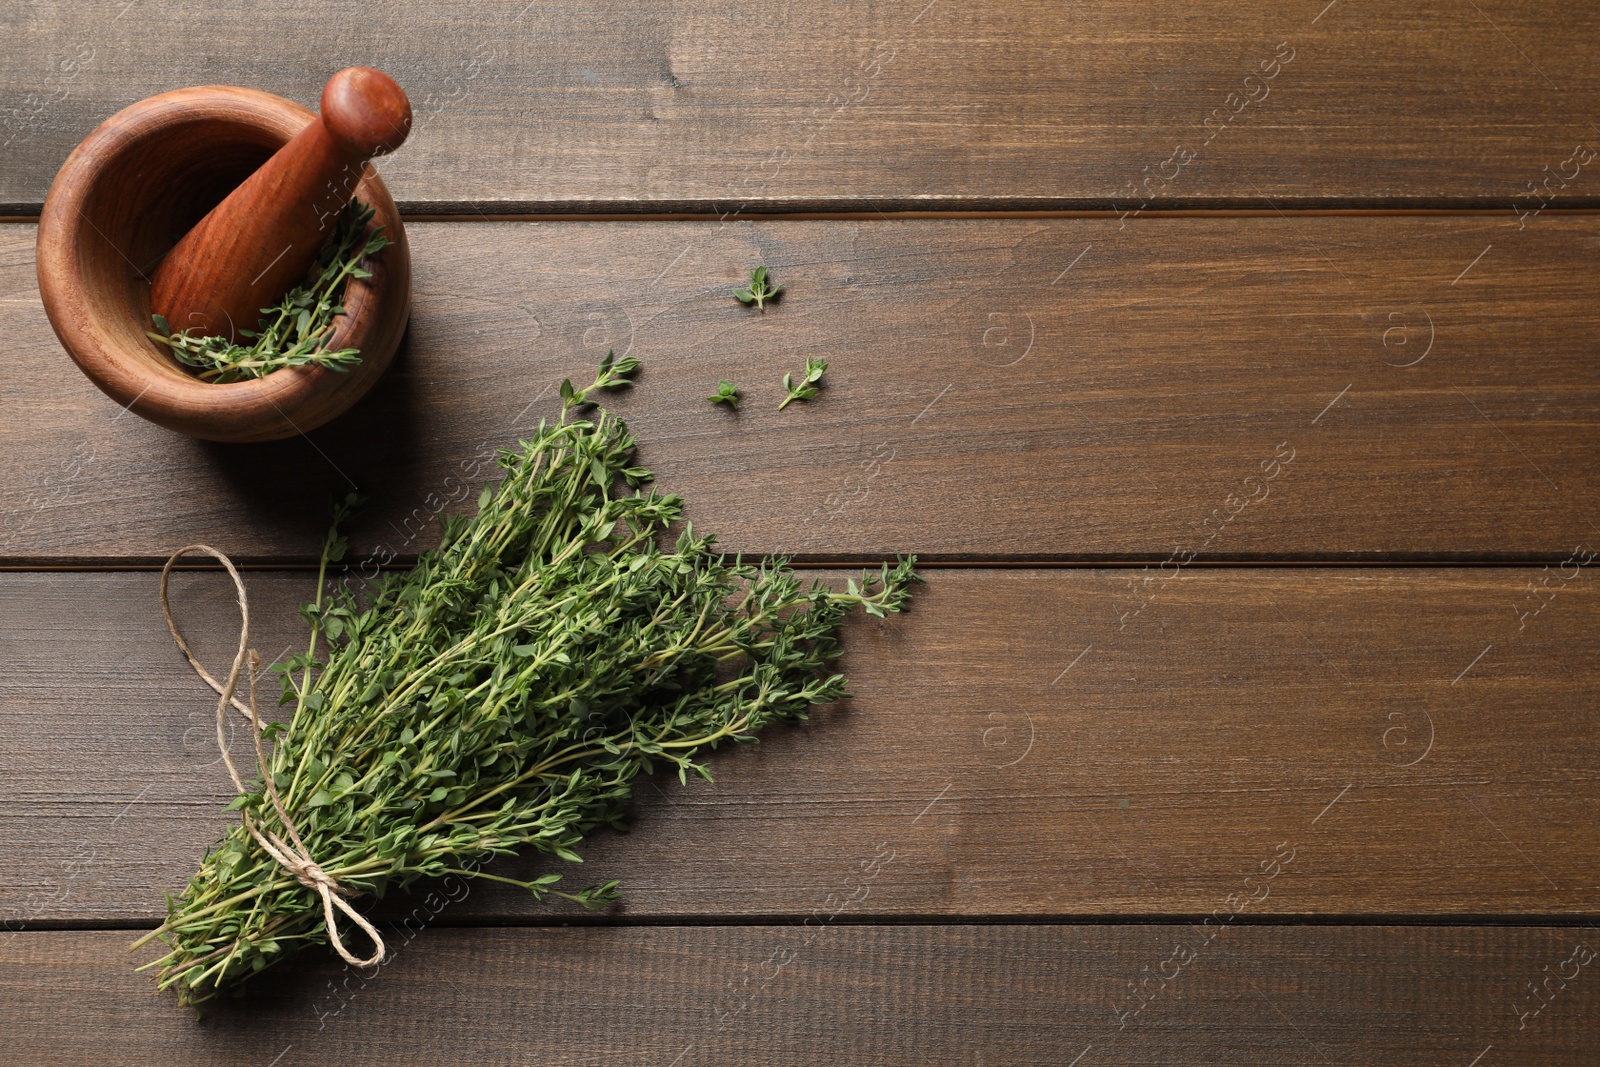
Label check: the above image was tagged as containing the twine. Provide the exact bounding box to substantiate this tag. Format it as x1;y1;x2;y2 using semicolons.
160;545;385;969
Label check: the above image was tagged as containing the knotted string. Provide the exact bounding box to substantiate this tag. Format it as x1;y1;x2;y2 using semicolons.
160;545;385;969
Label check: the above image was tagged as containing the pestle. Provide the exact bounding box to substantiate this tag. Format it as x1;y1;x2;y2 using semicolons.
150;67;411;342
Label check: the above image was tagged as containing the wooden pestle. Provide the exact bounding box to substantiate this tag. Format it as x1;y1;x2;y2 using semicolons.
150;67;411;342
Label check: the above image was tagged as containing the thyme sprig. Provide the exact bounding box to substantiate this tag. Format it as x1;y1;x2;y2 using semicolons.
708;379;740;408
733;265;782;311
133;357;917;1005
147;200;391;383
780;357;827;409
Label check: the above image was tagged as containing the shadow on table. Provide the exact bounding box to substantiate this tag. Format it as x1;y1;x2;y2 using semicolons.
192;323;426;560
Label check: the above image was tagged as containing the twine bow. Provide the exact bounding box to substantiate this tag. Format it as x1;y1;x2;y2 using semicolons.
161;545;385;969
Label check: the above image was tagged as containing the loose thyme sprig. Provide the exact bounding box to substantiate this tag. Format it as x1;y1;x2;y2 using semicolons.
147;200;391;383
779;357;827;409
708;380;740;409
733;265;782;311
560;349;639;410
133;355;917;1006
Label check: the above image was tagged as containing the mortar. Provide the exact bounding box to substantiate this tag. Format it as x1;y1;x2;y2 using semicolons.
36;86;411;443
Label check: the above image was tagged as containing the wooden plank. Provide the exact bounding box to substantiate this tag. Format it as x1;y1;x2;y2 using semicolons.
4;216;1599;564
4;568;1597;926
5;2;1600;213
4;926;1596;1065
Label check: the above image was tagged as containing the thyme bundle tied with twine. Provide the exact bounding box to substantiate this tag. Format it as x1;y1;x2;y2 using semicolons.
134;357;918;1005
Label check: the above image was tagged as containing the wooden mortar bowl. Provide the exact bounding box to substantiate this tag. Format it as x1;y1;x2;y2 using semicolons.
36;86;411;443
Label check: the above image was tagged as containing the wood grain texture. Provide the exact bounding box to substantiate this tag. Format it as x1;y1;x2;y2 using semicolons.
4;568;1597;925
5;926;1596;1065
5;216;1600;563
5;1;1600;213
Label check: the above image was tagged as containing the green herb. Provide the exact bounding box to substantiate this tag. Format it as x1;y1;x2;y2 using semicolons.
561;348;639;409
133;356;917;1006
779;357;827;409
708;380;740;409
733;265;782;311
146;200;391;383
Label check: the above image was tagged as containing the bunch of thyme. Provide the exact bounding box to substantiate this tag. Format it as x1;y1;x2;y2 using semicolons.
134;357;918;1005
147;200;390;383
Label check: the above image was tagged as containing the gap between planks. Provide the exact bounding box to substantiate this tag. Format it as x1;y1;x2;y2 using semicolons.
2;557;1594;572
15;914;1600;934
7;206;1600;225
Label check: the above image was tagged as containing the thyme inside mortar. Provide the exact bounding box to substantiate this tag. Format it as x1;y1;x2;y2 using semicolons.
147;199;390;384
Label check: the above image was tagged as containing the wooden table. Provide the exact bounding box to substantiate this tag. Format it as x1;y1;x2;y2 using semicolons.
4;3;1599;1063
